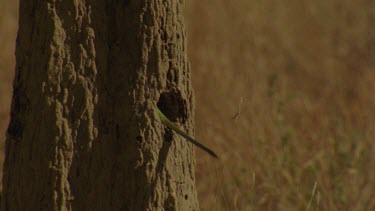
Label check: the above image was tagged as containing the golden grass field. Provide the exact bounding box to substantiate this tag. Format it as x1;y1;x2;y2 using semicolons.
1;1;375;210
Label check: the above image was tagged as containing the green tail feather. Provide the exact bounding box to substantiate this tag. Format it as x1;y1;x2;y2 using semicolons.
157;107;219;159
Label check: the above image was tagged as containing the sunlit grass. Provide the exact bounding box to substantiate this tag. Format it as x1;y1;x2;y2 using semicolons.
187;1;375;210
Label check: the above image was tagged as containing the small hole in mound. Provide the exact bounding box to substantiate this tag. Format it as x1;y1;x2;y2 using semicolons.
164;129;173;142
136;136;144;143
184;194;188;200
157;89;187;123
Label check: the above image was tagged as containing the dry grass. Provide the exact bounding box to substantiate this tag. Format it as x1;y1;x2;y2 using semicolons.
1;1;375;210
187;1;375;210
0;1;19;179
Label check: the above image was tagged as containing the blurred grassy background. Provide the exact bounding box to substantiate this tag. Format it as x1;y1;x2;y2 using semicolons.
1;1;375;210
0;2;19;174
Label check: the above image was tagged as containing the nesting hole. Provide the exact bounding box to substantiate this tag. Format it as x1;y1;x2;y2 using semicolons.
157;90;187;123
